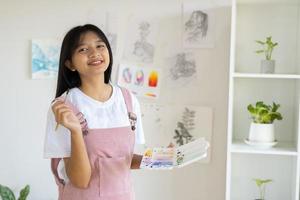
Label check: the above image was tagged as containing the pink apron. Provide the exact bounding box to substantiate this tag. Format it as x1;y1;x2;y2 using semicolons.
51;88;136;200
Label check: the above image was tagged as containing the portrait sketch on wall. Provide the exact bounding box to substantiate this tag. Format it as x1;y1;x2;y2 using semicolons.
182;2;215;48
31;39;61;79
123;18;158;64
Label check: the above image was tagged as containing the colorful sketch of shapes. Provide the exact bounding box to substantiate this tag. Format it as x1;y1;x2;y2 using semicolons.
145;93;156;98
134;70;144;86
122;67;132;84
148;70;158;87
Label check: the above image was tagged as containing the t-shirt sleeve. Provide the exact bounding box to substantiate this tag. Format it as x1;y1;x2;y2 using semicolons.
43;105;72;158
131;94;146;144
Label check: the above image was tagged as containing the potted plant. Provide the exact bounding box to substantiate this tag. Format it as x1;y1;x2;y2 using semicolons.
0;184;30;200
246;101;283;146
255;36;278;73
253;178;272;200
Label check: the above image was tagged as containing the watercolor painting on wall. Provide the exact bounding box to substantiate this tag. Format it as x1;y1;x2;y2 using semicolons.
117;64;162;99
31;39;61;79
182;2;215;48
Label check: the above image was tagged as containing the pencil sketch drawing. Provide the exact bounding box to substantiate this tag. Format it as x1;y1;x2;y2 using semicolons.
173;107;195;146
170;53;196;80
133;21;154;63
184;10;208;43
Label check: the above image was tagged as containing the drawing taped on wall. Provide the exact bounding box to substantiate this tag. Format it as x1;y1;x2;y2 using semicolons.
184;10;208;42
166;105;213;163
123;17;158;64
132;21;154;63
170;52;197;80
117;64;162;99
174;107;196;146
182;2;215;48
31;39;61;79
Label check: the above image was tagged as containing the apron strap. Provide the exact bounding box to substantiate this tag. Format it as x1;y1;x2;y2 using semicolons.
54;95;89;135
119;87;137;131
120;87;133;113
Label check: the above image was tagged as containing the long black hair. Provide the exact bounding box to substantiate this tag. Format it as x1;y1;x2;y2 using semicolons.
55;24;113;98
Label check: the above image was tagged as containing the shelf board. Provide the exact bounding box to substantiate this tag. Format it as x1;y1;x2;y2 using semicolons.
233;73;300;79
231;140;298;156
237;0;298;5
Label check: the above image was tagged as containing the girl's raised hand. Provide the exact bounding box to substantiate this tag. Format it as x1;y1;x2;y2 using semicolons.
52;101;82;133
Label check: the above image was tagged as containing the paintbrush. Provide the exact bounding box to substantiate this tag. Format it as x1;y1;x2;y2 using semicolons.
55;89;70;131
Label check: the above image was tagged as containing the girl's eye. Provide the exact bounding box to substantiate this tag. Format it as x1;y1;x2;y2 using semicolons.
97;44;106;49
78;48;88;52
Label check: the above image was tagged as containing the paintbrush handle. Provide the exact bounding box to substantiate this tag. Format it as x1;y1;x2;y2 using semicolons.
54;89;69;132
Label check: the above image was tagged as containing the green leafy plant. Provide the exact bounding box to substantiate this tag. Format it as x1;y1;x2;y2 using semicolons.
255;36;278;60
253;178;272;200
247;101;283;124
0;184;30;200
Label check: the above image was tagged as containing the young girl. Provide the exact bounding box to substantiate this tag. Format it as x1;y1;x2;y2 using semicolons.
44;24;145;200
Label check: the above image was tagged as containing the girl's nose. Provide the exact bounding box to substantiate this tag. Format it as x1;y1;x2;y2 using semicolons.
89;48;100;58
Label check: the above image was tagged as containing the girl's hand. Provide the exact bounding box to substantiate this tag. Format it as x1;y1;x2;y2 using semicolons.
52;101;82;133
167;143;175;148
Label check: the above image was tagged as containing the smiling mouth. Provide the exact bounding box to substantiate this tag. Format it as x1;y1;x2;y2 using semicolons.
88;60;104;66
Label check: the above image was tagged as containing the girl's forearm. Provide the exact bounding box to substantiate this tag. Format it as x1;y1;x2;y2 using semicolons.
64;129;91;188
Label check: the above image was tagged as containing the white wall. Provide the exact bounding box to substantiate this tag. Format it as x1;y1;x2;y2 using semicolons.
0;0;231;199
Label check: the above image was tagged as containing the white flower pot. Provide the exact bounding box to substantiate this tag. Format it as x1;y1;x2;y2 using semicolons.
248;122;275;143
260;60;275;74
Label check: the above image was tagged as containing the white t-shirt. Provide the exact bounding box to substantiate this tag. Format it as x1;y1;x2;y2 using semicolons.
43;85;145;181
44;84;145;158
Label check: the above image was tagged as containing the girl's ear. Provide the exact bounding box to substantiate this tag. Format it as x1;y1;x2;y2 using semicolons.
65;60;76;71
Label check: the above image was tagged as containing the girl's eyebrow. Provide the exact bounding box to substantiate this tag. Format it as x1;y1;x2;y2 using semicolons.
77;39;104;47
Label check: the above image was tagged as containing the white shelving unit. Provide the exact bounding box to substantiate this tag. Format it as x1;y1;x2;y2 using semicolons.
226;0;300;199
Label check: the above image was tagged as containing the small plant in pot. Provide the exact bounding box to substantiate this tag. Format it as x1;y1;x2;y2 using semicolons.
253;178;272;200
0;184;30;200
246;101;283;147
255;36;278;73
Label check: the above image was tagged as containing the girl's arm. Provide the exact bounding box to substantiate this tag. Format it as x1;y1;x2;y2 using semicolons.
64;128;91;188
52;101;91;188
131;154;143;169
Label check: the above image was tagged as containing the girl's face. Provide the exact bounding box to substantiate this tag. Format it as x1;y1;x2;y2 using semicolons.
66;31;110;78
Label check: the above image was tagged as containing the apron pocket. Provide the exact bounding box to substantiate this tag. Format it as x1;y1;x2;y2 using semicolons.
98;156;130;197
